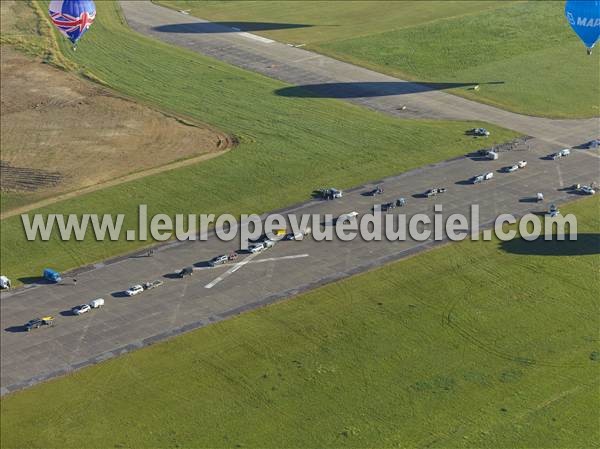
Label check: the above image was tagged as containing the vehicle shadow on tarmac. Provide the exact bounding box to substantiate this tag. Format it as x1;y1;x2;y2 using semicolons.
4;325;26;333
519;197;541;203
275;81;504;98
17;276;48;285
153;22;313;34
501;233;600;256
111;291;129;298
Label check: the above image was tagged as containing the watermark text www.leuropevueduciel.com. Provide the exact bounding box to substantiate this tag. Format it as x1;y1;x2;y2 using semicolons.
20;204;577;248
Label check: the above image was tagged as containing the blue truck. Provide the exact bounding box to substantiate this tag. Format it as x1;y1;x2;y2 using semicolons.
43;268;62;283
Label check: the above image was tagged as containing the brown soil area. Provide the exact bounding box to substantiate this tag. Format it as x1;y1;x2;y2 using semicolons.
0;47;231;216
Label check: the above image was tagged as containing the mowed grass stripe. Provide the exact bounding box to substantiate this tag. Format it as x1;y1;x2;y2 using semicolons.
1;197;598;448
0;1;518;282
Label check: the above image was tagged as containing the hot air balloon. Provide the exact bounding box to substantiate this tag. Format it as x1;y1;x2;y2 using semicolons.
565;0;600;55
48;0;96;49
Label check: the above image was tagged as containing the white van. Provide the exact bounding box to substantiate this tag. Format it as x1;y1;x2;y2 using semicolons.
89;298;104;308
0;275;11;289
487;151;498;160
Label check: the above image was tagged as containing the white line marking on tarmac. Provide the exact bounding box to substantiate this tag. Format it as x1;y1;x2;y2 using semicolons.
237;32;274;44
556;164;564;188
205;253;257;289
204;253;309;289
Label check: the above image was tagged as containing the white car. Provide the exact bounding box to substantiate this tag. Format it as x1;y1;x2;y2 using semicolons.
559;148;571;157
249;243;265;253
338;211;359;223
580;185;596;195
471;128;490;137
72;304;91;315
125;285;144;296
263;239;276;249
209;255;228;266
505;165;519;173
517;160;527;168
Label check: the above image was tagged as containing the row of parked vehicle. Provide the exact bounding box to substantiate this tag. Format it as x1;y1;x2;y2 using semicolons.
24;298;105;332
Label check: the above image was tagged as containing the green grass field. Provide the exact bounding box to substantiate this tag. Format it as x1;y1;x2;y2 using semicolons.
2;197;598;448
160;1;600;118
0;1;518;284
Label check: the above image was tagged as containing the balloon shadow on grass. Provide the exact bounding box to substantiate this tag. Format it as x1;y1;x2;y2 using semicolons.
501;233;600;256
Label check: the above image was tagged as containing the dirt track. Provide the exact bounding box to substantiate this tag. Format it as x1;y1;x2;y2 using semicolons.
0;47;232;216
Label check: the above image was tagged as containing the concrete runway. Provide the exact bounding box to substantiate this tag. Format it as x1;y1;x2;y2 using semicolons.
1;1;599;394
120;1;598;145
2;138;598;394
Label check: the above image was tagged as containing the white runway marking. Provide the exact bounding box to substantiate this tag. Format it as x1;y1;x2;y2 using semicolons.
556;164;564;188
204;253;309;289
237;32;274;44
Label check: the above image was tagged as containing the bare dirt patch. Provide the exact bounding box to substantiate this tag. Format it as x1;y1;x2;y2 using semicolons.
0;47;231;214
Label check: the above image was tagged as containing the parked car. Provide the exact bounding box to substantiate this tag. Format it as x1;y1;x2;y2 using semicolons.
249;243;265;253
471;175;484;184
505;165;519;173
559;148;571;157
273;229;287;238
262;239;276;249
125;285;144;296
369;185;384;196
550;148;571;160
579;185;596;195
517;160;527;168
210;255;229;266
396;198;407;207
72;304;91;315
176;267;194;278
548;204;560;217
25;316;54;331
286;228;311;240
536;192;544;202
143;280;164;290
469;127;490;137
338;211;359;223
585;139;599;149
425;187;446;197
319;188;343;200
483;172;494;180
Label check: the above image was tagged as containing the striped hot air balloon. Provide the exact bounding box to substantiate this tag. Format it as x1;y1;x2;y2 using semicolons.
48;0;96;48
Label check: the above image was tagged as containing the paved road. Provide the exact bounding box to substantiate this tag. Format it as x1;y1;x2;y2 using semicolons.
120;1;599;146
2;138;598;394
1;1;599;394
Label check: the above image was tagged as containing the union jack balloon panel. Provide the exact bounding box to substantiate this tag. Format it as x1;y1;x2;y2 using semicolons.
48;0;96;45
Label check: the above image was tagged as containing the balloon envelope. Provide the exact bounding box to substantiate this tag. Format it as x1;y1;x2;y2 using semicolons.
48;0;96;44
565;1;600;51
